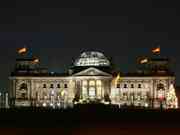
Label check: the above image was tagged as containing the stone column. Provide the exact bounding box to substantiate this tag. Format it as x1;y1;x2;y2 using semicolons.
101;80;104;100
95;79;97;98
87;80;89;97
80;80;82;99
68;80;76;103
9;79;15;106
75;80;81;101
5;93;9;108
27;80;31;100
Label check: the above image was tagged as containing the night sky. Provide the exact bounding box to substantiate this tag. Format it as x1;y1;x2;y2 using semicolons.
1;0;180;91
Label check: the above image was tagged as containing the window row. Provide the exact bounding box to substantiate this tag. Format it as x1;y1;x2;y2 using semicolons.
116;83;142;88
43;83;68;89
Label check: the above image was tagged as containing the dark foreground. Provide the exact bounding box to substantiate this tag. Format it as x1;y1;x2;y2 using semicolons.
1;104;180;135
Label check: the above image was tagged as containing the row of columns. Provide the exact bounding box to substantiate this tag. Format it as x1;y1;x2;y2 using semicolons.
76;79;111;101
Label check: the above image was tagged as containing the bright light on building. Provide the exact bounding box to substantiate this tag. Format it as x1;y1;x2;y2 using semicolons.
79;99;83;103
140;58;148;64
102;101;110;105
9;48;178;110
18;47;27;54
74;51;110;67
57;103;60;106
42;103;46;107
32;58;40;63
145;103;148;107
74;101;78;104
51;90;55;95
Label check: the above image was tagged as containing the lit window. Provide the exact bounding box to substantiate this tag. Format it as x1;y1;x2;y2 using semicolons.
89;87;95;97
123;93;127;100
82;81;87;97
89;80;95;86
157;89;165;99
138;84;141;88
51;90;55;95
83;80;88;86
96;80;102;97
96;80;101;86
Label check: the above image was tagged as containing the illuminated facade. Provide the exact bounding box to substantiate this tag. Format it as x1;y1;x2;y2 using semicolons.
9;51;178;109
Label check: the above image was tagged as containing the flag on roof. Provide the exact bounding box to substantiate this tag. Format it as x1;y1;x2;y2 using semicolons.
32;57;40;63
17;47;27;54
152;46;160;54
140;58;148;64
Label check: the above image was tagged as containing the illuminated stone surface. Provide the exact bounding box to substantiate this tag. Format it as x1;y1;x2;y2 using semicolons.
74;51;110;67
8;51;178;109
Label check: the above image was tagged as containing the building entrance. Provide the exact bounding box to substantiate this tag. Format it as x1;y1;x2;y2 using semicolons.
89;87;96;98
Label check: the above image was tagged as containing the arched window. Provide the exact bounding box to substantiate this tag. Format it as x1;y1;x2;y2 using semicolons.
157;83;165;90
50;84;54;88
20;83;27;90
57;84;60;88
138;84;142;88
124;84;127;88
131;84;134;88
64;84;68;88
19;83;28;100
43;84;46;88
157;83;165;99
89;80;95;86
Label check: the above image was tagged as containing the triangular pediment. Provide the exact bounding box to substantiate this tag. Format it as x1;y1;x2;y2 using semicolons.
72;67;112;76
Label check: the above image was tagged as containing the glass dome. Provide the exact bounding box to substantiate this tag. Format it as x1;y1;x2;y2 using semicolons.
74;51;110;67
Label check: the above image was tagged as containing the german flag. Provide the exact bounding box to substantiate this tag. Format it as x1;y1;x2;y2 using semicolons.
152;46;160;54
140;58;148;64
18;47;27;54
115;73;120;82
114;73;122;84
32;58;40;63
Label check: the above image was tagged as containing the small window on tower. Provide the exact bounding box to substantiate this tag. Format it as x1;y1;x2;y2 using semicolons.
43;84;46;88
138;84;142;88
116;84;120;88
50;84;54;88
131;84;134;88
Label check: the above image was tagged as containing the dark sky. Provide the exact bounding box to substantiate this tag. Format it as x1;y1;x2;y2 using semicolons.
1;0;180;90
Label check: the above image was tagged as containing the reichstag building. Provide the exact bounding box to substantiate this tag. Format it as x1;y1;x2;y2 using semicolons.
9;50;178;109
